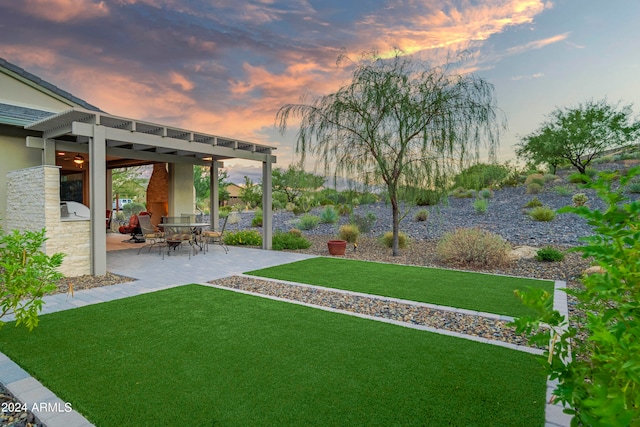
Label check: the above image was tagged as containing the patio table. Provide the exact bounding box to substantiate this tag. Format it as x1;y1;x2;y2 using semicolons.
161;222;210;257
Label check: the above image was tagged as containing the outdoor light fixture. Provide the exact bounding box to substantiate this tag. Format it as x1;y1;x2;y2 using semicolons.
203;156;213;161
73;155;85;165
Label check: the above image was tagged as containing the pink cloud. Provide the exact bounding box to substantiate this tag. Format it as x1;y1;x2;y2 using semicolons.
16;0;109;22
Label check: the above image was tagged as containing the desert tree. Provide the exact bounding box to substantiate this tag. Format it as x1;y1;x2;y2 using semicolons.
272;165;325;204
276;51;504;255
517;99;640;174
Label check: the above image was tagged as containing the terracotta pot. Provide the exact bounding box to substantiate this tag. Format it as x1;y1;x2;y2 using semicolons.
327;239;347;256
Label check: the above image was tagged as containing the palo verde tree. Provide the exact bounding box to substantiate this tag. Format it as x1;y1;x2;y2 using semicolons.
517;99;640;174
276;51;504;255
194;166;230;211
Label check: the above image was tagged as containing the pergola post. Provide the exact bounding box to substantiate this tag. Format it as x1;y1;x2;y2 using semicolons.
262;157;272;250
210;160;220;231
89;125;107;275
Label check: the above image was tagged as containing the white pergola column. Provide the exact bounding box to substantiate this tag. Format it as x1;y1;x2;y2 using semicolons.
210;160;220;231
89;125;107;275
43;138;56;165
262;157;272;250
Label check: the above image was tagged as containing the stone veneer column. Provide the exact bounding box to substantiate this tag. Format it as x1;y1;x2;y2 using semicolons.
6;166;90;277
146;163;169;226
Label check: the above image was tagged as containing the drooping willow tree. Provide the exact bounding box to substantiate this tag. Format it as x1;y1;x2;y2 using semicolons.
276;52;505;255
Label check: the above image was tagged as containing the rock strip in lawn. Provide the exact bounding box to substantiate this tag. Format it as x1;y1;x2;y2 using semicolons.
208;276;539;349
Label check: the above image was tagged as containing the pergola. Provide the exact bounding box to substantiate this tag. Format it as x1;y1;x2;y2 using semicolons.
25;107;276;275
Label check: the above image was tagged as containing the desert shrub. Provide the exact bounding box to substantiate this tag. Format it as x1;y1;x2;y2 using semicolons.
627;182;640;193
359;192;378;205
569;173;588;184
535;246;565;262
351;212;376;233
123;202;145;217
338;224;360;243
526;183;543;194
251;208;263;227
524;173;546;186
436;228;510;268
223;230;262;246
478;188;493;199
337;204;352;216
452;163;511;190
529;206;556;221
285;202;296;212
296;214;320;230
272;231;312;250
219;206;232;216
572;193;588;206
0;227;64;330
543;173;559;183
380;231;409;249
513;166;640;426
524;197;543;208
451;187;474;198
414;189;443;206
319;206;339;224
473;198;488;214
288;228;302;237
553;185;572;196
414;209;429;222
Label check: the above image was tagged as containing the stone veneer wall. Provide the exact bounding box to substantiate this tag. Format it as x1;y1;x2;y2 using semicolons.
6;166;90;277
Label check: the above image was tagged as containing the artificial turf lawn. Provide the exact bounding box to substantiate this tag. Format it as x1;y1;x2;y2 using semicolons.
246;257;554;318
0;285;546;426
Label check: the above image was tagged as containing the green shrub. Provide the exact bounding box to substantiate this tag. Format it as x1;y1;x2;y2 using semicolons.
478;188;493;199
451;187;474;198
543;173;559;183
338;224;360;243
223;230;262;246
272;231;312;251
526;183;543;194
296;214;320;230
351;212;376;233
524;173;546;186
569;173;588;184
380;231;409;249
124;202;145;217
572;193;588;206
524;197;543;208
513;166;640;426
251;208;263;227
452;163;511;190
337;204;352;216
529;206;556;221
436;228;511;268
285;202;296;212
535;246;565;262
414;209;429;222
627;182;640;193
414;189;443;206
0;227;64;330
553;185;572;196
319;206;338;224
473;198;488;214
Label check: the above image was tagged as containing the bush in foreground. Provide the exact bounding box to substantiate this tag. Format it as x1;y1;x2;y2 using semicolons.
272;231;311;250
380;231;408;249
338;224;360;243
535;246;565;262
529;206;556;221
436;228;511;269
223;230;262;246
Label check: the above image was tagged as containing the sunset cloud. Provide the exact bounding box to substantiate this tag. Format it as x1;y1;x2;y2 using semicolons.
16;0;109;22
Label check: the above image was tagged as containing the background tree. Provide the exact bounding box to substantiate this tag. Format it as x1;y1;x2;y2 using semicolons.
239;176;262;209
517;99;640;174
194;166;230;212
276;51;503;255
111;166;147;204
272;165;325;204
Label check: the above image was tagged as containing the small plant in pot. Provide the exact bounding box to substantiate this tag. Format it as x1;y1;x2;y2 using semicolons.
327;224;360;255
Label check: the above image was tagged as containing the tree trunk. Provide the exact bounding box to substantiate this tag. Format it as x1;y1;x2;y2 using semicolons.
391;195;400;256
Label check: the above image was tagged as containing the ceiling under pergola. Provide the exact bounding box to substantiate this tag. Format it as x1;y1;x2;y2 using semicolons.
26;107;277;169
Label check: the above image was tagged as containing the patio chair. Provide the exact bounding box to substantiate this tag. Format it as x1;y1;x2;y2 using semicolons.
119;213;144;243
162;222;194;259
202;216;229;254
137;213;165;255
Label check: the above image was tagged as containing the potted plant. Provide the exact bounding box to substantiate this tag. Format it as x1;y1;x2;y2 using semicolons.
327;239;347;256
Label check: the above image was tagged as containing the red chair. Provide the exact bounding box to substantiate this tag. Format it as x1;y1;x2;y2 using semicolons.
119;212;150;242
106;210;112;231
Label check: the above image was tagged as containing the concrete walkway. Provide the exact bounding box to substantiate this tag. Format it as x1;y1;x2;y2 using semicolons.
0;246;571;427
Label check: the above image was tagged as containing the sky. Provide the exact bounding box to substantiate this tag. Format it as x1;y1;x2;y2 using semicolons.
1;0;639;183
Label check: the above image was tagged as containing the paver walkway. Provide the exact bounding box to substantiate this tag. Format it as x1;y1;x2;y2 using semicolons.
0;246;571;427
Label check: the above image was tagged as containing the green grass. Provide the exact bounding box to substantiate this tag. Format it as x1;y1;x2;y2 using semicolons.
246;258;553;317
0;285;546;426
